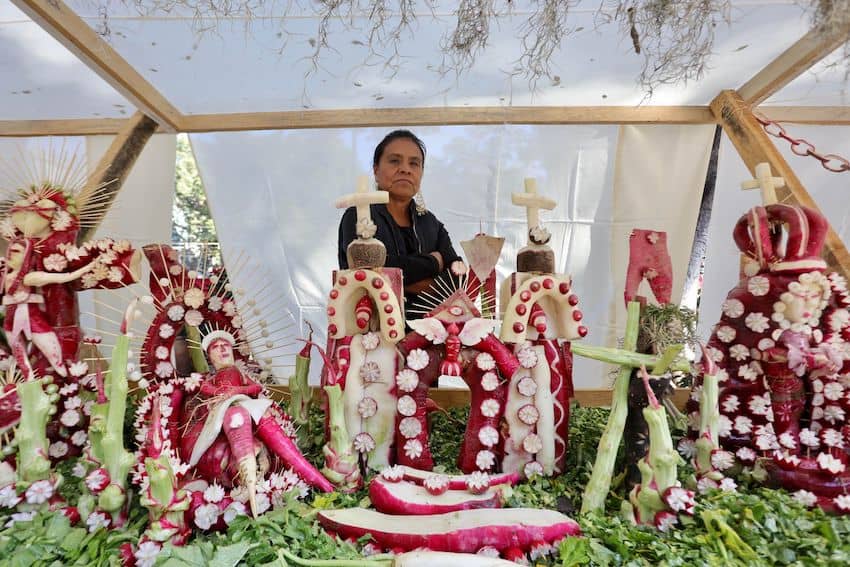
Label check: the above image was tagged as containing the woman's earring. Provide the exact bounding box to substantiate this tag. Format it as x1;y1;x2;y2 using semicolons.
414;191;427;216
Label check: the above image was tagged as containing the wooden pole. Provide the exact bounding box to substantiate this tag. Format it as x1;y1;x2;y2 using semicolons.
77;112;158;243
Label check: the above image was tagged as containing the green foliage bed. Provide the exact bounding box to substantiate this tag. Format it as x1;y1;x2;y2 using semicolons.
2;405;849;567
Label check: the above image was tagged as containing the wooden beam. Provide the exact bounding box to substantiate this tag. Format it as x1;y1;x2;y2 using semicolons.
711;89;850;278
0;118;133;137
757;106;850;125
739;23;850;106
180;106;715;132
11;0;183;131
77;112;158;243
266;386;690;410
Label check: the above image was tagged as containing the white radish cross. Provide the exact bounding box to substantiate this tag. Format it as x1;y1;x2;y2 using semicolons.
511;178;556;242
335;175;389;238
741;162;785;205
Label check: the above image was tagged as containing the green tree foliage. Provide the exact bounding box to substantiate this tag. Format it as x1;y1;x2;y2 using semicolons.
172;134;220;270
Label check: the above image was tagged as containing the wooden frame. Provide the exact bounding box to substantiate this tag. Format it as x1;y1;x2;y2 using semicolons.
11;0;182;131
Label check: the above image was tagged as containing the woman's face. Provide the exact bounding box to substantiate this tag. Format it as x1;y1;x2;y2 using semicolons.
373;138;424;201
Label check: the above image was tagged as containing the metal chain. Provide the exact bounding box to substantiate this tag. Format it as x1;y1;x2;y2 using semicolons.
753;113;850;173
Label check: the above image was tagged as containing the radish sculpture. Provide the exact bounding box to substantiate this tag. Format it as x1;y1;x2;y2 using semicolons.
498;178;584;477
133;248;323;537
685;169;850;514
323;179;405;475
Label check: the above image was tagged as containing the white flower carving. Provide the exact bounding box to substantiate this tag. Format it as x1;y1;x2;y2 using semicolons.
359;361;381;383
194;503;221;530
822;428;844;448
208;296;223;311
135;541;161;567
824;405;846;423
481;372;500;392
48;441;68;458
716;326;736;343
718;415;732;438
522;433;543;454
757;338;775;351
381;466;405;482
834;495;850;512
86;511;111;533
43;254;68;272
799;428;820;448
475;450;495;471
736;447;757;463
353;433;376;453
403;439;423;459
711;450;735;471
745;312;770;333
517;347;538;369
397;395;417;417
406;349;430;371
518;404;540;425
524;461;544;478
158;324;175;339
475;352;496;371
748;276;770;296
517;376;538;397
183;287;205;309
167;304;185;322
361;332;380;351
824;381;844;401
677;438;696;459
480;399;500;418
399;417;422;439
357;397;378;418
722;299;745;319
817;453;845;474
738;365;758;382
60;409;80;427
779;432;797;450
0;485;20;508
51;210;72;232
748;394;770;416
68;361;88;378
184;309;204;327
71;430;87;446
155;361;174;378
729;344;749;361
155;346;170;360
25;480;54;504
395;369;419;393
204;484;225;503
478;426;499;447
734;415;753;434
721;395;740;413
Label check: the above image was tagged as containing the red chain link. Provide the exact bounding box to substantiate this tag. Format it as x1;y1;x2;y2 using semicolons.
754;113;850;173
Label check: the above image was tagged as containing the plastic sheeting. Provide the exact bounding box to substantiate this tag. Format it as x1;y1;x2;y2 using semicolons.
3;0;844;119
192;124;714;387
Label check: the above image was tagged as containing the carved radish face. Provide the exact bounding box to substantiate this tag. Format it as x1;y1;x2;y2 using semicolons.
207;338;235;369
10;197;57;238
776;279;826;324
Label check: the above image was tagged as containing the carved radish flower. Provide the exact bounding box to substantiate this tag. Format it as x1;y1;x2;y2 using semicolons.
44;254;68;272
799;428;820;448
68;361;88;378
353;433;376;453
721;395;740;413
466;471;490;494
159;324;175;339
791;490;817;507
834;495;850;512
817;453;845;474
423;474;449;495
715;325;736;343
748;394;771;416
476;450;496;470
478;426;499;447
722;299;745;318
524;461;544;478
185;309;204;326
475;352;496;371
517;376;538;397
0;485;20;509
155;346;170;360
167;305;185;322
824;381;844;401
710;450;735;471
518;404;540;425
85;469;110;493
677;438;696;459
359;361;382;383
184;288;205;309
736;447;757;464
480;399;500;418
663;486;696;515
406;349;430;371
748;276;770;296
48;441;68;458
523;433;543;454
381;466;405;483
745;312;770;333
403;439;423;459
481;372;500;392
779;432;797;450
399;417;422;439
397;396;417;417
821;428;844;448
203;484;225;503
734;415;753;435
654;511;678;533
357;397;378;419
361;332;380;351
517;346;538;369
824;405;846;423
395;369;419;393
729;344;749;361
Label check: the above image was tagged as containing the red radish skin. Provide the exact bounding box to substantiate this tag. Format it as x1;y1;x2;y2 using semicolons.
458;365;507;473
317;507;581;553
395;465;520;490
369;476;505;515
394;551;522;566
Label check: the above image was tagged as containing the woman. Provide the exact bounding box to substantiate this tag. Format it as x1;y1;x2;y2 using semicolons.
338;130;463;313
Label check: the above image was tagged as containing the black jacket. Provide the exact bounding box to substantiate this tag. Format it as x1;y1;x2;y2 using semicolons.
338;203;461;312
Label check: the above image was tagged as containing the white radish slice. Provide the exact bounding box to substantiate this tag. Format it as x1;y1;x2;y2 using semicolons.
317;507;581;553
394;465;519;489
369;476;503;515
518;404;540;425
517;376;537;397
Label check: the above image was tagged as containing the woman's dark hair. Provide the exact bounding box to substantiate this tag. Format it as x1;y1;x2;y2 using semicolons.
372;130;426;168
